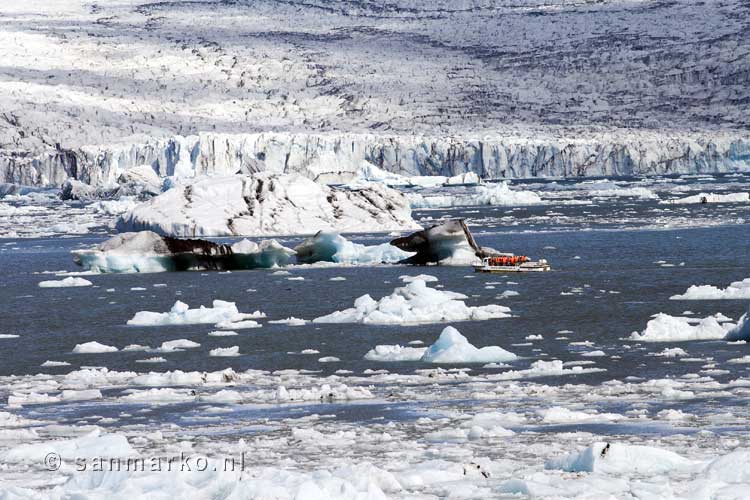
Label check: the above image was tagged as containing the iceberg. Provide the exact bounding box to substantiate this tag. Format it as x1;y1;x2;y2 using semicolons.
38;277;92;288
364;345;427;362
116;173;420;237
72;341;118;354
546;442;697;474
313;278;511;325
670;278;750;300
73;231;295;273
209;346;241;357
661;192;750;205
725;307;750;341
420;326;517;363
630;313;732;342
406;182;543;209
294;231;413;265
127;300;263;327
390;219;500;265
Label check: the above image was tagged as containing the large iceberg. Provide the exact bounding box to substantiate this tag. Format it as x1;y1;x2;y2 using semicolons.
390;219;500;265
629;313;732;342
73;231;295;273
670;278;750;300
294;231;413;265
313;278;511;325
116;173;420;237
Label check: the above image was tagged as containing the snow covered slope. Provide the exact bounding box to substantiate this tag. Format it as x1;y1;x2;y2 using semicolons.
1;0;749;187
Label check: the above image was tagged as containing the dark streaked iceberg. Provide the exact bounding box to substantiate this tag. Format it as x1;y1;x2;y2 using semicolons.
390;219;500;265
73;231;295;273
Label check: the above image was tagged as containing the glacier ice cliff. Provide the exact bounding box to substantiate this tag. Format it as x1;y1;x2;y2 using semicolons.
3;132;749;189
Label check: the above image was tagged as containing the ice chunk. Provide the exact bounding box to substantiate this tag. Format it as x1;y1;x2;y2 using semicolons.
364;345;427;362
120;388;195;403
5;429;135;463
399;274;438;283
72;341;118;354
630;313;731;342
662;192;750;205
136;357;167;363
537;407;623;424
725;307;750;341
116;173;420;237
294;231;413;265
546;442;697;474
313;279;511;325
670;278;750;300
127;300;259;326
209;346;240;357
420;326;517;363
406;182;543;209
38;277;92;288
156;339;200;352
268;317;307;326
41;360;71;367
495;359;604;380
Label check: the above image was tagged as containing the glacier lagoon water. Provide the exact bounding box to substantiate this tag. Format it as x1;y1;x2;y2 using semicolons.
3;211;749;382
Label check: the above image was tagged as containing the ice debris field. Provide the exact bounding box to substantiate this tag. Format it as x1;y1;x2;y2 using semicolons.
3;183;750;498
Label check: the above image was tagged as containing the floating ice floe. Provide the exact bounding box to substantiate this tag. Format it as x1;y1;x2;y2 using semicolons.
494;359;604;380
399;274;438;283
630;313;734;342
116;173;420;237
209;346;240;357
406;182;543;209
268;317;307;326
536;407;623;424
155;339;201;352
38;277;92;288
661;192;750;205
270;384;373;403
294;231;412;265
41;360;71;367
5;429;136;463
136;357;167;363
546;441;698;474
73;231;295;273
127;300;263;327
313;279;510;325
72;341;118;354
364;344;426;362
120;388;196;404
670;278;750;300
